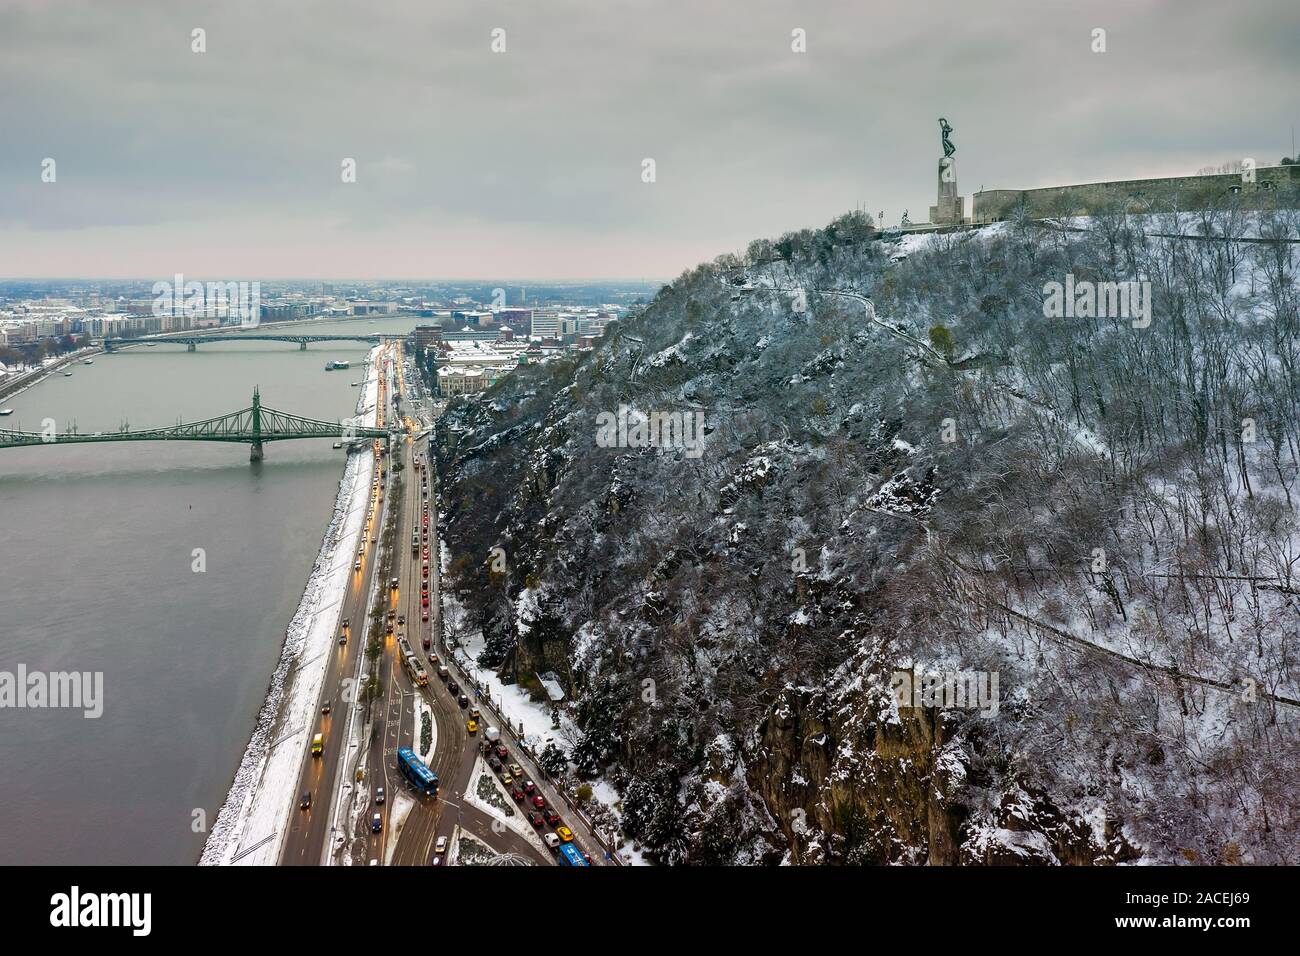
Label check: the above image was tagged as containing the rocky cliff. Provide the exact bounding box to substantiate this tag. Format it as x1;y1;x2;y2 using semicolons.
434;207;1300;864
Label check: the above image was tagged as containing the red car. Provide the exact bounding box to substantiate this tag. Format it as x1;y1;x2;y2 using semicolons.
528;811;544;828
531;794;546;810
523;780;537;795
511;788;525;803
544;809;561;827
493;745;508;761
422;596;429;607
422;636;431;650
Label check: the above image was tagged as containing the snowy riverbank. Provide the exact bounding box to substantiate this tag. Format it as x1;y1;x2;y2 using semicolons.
199;347;382;865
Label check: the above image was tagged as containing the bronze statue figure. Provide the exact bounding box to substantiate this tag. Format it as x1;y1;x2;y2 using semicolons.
939;117;955;158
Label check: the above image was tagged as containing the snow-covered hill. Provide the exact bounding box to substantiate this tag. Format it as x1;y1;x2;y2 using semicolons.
434;206;1300;865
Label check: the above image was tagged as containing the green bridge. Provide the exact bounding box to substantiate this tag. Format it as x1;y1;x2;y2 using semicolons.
102;333;392;352
0;388;393;460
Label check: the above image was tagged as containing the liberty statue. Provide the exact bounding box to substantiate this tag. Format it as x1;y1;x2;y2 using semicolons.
939;117;955;158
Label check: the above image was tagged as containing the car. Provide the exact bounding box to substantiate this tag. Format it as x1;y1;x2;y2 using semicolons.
311;733;324;757
338;632;347;646
421;611;429;622
501;774;514;787
375;787;385;805
386;621;394;634
422;596;429;608
397;615;405;625
532;794;546;810
435;835;447;854
508;762;524;778
354;560;361;571
300;792;312;811
387;609;396;621
321;700;331;715
371;813;383;833
447;681;460;695
494;745;508;761
469;707;481;720
466;719;477;733
544;810;561;827
422;636;431;650
543;832;561;849
556;825;574;842
523;780;536;795
488;757;502;773
341;618;350;630
511;788;525;802
431;856;443;866
458;695;469;709
528;811;545;828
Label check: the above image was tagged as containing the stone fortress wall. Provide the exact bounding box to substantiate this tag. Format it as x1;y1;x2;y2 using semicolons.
970;163;1300;223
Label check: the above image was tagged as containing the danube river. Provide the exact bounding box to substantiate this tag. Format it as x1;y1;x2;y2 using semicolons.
0;316;418;864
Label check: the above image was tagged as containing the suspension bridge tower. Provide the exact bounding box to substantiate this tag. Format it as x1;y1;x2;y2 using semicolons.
249;386;264;461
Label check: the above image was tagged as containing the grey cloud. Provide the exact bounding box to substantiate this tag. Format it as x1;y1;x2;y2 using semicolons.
1;0;1296;277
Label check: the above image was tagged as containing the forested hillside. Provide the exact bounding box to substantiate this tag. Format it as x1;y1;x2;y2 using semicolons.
433;201;1300;865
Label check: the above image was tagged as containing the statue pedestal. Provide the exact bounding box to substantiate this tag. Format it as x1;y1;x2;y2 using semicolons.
929;156;965;224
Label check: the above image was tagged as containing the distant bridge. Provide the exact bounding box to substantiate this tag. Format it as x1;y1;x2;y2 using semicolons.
102;333;393;352
0;388;393;460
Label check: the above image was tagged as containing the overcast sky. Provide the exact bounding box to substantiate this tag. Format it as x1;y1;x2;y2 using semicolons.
1;0;1296;280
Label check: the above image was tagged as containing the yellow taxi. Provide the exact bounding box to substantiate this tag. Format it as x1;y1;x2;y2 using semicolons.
556;826;574;842
466;719;478;734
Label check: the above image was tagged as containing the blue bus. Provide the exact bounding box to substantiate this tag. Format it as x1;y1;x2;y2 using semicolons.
397;747;439;797
556;842;588;867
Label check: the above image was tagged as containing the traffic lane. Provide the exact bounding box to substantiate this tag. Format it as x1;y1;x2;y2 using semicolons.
391;458;454;866
441;638;607;864
301;565;373;857
298;342;393;863
374;437;434;864
362;641;402;862
281;498;375;864
435;800;552;866
413;643;560;865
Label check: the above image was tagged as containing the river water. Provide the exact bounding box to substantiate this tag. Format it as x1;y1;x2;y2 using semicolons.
0;316;418;864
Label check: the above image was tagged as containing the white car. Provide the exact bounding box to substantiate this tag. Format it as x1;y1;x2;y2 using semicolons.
435;835;448;854
543;832;561;849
